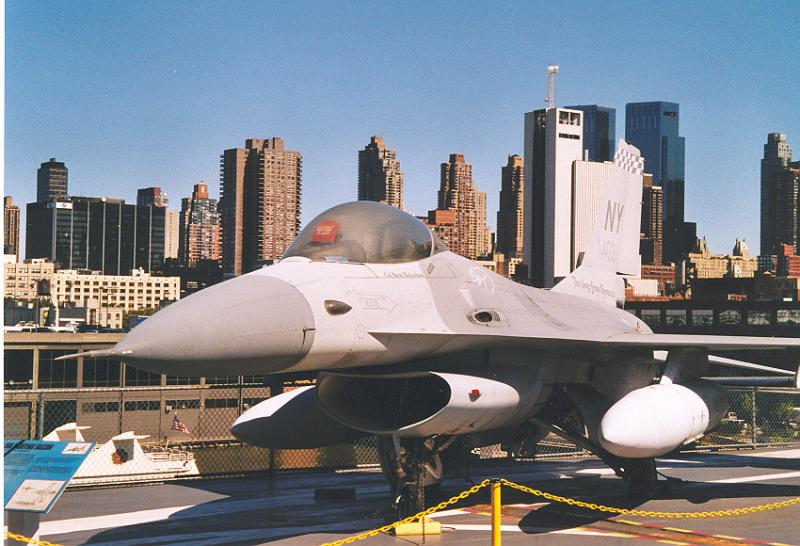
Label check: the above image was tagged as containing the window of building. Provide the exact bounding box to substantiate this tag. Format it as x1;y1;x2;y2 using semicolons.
690;309;713;326
718;309;741;325
242;397;266;409
166;399;200;410
777;309;800;325
81;401;120;413
83;357;121;387
124;365;161;387
746;310;770;326
242;375;263;386
4;350;34;390
38;350;78;388
665;309;687;326
639;309;662;326
204;398;238;409
123;400;160;411
204;376;239;386
166;375;201;386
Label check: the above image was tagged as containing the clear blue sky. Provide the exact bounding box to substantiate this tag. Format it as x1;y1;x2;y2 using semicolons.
6;1;800;255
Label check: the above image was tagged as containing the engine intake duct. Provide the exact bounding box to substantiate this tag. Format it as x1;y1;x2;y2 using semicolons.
317;367;548;437
230;385;366;449
317;373;450;433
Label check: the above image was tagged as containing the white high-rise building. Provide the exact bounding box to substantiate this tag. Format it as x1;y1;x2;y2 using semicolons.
523;107;584;287
164;210;180;260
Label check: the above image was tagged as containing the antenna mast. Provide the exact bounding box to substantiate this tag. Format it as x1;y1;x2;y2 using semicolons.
545;65;559;109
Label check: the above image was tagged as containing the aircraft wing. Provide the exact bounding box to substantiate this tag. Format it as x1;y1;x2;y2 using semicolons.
370;330;799;380
370;329;800;352
601;332;800;351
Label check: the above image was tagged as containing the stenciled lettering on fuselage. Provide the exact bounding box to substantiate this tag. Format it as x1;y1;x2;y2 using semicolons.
604;201;625;234
467;266;496;294
597;200;625;265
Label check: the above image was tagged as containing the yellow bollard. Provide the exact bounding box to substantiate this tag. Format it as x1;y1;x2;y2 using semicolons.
491;480;501;546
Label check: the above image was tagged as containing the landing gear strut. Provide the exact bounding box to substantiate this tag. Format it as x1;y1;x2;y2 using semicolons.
376;435;452;517
618;457;658;500
531;416;662;500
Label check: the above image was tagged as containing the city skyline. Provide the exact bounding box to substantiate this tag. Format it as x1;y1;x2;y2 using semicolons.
5;2;800;256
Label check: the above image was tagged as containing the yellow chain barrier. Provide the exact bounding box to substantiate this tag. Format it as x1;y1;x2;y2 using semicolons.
3;531;63;546
8;477;800;546
323;478;800;545
500;479;800;519
320;479;491;546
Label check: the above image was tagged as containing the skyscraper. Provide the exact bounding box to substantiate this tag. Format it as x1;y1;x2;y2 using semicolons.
640;173;663;265
564;105;616;162
422;209;458;252
625;101;690;263
25;196;168;274
180;182;222;267
358;135;404;210
496;155;524;259
137;187;169;208
523;107;584;287
164;210;180;260
37;158;68;202
220;138;302;276
437;154;491;260
761;133;794;254
762;166;800;255
137;186;177;260
4;196;20;259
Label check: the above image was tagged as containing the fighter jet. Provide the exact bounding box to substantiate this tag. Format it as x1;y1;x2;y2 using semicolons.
65;141;800;495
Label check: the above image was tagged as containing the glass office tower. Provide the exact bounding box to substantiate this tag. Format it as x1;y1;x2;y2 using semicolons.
625;101;691;263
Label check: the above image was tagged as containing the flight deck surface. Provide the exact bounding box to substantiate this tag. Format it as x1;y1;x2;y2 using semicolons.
29;448;800;546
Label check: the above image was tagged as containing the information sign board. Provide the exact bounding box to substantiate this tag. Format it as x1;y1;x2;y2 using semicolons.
4;439;95;513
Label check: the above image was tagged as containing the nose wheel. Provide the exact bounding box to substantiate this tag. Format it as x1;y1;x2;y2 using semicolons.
376;435;453;513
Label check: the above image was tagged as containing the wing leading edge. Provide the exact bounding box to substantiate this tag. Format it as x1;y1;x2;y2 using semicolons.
603;332;800;351
370;328;800;351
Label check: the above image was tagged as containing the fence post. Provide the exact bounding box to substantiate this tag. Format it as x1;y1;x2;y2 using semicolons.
238;376;244;415
119;389;125;435
491;479;502;546
158;388;163;443
36;393;45;440
267;378;283;476
198;386;203;439
751;388;757;447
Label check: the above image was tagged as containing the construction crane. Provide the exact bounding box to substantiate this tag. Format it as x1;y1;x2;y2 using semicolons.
545;65;559;109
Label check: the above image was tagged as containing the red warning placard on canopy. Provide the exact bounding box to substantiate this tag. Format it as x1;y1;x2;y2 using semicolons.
312;220;340;243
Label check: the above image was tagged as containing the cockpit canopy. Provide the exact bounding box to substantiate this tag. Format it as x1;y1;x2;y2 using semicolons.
283;201;446;264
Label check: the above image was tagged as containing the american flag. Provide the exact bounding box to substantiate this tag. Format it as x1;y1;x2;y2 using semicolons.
172;414;189;434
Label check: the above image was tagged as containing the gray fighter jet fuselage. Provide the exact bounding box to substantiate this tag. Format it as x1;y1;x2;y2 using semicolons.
67;142;800;492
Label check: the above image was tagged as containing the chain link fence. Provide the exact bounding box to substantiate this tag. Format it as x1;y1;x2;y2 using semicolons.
4;386;798;487
698;388;800;449
3;383;380;483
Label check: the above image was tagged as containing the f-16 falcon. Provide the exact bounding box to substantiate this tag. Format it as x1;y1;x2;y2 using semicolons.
65;141;800;495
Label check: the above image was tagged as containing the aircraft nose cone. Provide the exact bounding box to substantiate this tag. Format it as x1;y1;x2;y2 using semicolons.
116;274;315;376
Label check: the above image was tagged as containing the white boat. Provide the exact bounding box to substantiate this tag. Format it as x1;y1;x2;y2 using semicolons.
44;423;200;486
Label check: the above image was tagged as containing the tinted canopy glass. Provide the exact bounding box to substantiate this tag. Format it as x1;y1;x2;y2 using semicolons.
283;202;435;264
